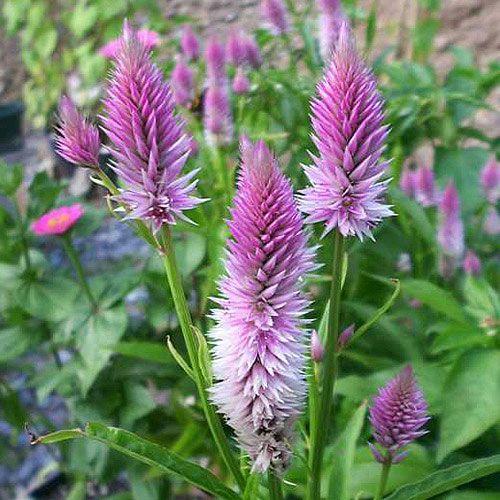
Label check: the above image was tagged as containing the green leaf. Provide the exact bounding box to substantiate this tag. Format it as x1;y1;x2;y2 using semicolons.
112;341;174;365
243;473;261;500
386;454;500;500
166;336;194;382
77;305;128;394
32;428;84;444
437;350;500;462
430;322;488;354
402;279;468;323
0;161;23;196
0;327;31;362
174;232;206;278
327;402;367;500
119;384;157;428
16;276;80;322
82;423;239;499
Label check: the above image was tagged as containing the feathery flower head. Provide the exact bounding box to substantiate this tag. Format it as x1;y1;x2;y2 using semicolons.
317;0;347;62
55;96;100;168
484;206;500;235
261;0;289;35
101;22;205;231
463;250;481;276
209;138;315;473
245;36;263;69
399;166;417;198
171;58;195;107
415;165;438;207
227;29;248;67
299;23;393;240
203;86;233;146
480;156;499;204
205;36;226;85
32;204;84;236
311;330;324;362
233;68;251;94
180;25;200;61
437;182;464;258
99;29;160;59
369;365;429;464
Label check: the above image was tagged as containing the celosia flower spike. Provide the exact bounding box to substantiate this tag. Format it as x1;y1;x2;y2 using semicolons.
369;365;429;464
437;182;464;258
101;22;205;231
245;36;263;69
261;0;289;35
233;68;251;94
317;0;347;62
99;29;159;59
227;29;248;67
180;25;200;61
32;204;84;236
205;36;226;86
311;330;324;362
415;165;438;207
399;165;416;198
299;23;393;240
55;96;100;168
210;138;315;473
480;156;499;204
171;58;195;107
463;250;481;276
203;86;233;146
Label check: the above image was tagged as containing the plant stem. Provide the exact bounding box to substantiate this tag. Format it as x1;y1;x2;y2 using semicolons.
308;230;345;499
374;460;392;500
60;234;97;310
268;471;284;500
159;228;245;490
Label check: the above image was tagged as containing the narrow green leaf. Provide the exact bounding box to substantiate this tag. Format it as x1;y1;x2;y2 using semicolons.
327;402;367;500
166;336;195;381
32;428;84;444
84;423;239;500
347;279;400;347
112;341;174;365
386;454;500;500
193;326;212;385
243;473;261;500
437;350;500;462
402;279;468;323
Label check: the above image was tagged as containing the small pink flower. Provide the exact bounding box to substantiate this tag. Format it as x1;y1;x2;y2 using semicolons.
480;156;499;204
31;204;84;236
232;67;250;94
180;25;200;61
311;330;324;362
99;29;160;59
463;250;481;276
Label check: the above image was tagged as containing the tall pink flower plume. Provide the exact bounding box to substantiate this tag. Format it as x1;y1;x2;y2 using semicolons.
484;206;500;235
369;365;429;464
299;23;393;240
203;86;233;146
317;0;347;62
205;36;226;86
32;204;84;236
233;67;251;94
180;25;200;61
480;156;499;204
171;58;195;107
415;165;439;207
463;250;481;276
99;29;160;59
245;36;263;69
101;22;205;231
399;165;417;198
55;96;100;168
437;182;464;259
209;138;315;473
227;29;248;67
261;0;289;35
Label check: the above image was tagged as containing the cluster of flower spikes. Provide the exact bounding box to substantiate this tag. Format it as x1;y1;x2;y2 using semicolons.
100;22;205;232
299;22;393;240
209;138;315;473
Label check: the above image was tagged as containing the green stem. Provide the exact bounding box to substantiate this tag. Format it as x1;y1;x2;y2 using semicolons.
60;234;97;310
268;471;284;500
308;230;345;499
374;460;392;500
159;228;245;490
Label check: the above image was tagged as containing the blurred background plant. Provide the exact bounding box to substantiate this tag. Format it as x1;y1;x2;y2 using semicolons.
0;0;498;498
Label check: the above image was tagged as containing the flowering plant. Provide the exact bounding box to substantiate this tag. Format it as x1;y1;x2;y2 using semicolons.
0;1;498;499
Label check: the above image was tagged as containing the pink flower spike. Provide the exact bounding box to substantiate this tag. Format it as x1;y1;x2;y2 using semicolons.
31;204;84;236
227;29;248;67
261;0;289;35
245;36;263;69
480;156;499;204
171;58;195;107
311;330;324;362
337;323;355;350
203;86;233;146
317;0;347;62
180;25;200;61
55;96;100;168
101;22;205;231
299;22;393;240
463;250;481;276
437;182;464;259
205;36;226;86
99;28;160;59
233;68;250;94
415;165;438;207
484;207;500;235
399;165;417;198
209;138;315;473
